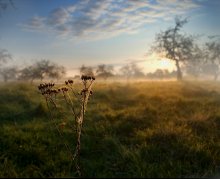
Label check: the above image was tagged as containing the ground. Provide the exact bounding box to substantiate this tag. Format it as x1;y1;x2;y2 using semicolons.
0;80;220;177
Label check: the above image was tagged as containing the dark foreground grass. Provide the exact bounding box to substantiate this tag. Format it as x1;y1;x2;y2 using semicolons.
0;81;220;177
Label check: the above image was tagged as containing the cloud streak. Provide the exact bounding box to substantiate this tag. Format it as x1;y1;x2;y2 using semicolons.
22;0;201;40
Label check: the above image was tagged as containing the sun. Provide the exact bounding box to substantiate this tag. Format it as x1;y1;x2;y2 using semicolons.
159;59;171;68
144;53;176;72
158;58;175;70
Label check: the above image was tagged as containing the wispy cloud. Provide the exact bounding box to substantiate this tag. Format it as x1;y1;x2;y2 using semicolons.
21;0;201;40
24;16;45;30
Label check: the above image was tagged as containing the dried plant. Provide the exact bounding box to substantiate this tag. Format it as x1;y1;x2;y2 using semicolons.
38;75;95;176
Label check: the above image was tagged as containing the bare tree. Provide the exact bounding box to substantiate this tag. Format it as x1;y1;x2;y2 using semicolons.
120;63;145;81
184;45;205;78
96;64;114;80
152;17;194;80
0;66;17;82
18;65;36;82
201;63;219;80
120;64;133;81
48;65;66;81
79;65;94;76
203;39;220;80
147;69;177;79
130;63;145;78
154;69;165;79
35;59;54;81
18;59;66;83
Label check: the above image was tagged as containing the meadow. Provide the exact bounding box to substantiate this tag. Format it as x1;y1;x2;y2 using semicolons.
0;80;220;178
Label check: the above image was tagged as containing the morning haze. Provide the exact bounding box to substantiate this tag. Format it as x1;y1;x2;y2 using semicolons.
0;0;220;178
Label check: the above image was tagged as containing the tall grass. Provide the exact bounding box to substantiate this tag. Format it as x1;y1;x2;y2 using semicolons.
0;81;220;177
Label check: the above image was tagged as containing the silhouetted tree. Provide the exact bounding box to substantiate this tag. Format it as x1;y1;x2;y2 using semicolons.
152;17;194;80
36;60;55;81
0;66;17;82
163;69;170;78
154;69;164;79
96;64;114;80
184;45;205;78
18;65;36;82
80;65;94;76
203;39;220;80
146;69;177;79
130;63;145;78
120;63;145;80
18;59;66;83
201;63;219;80
120;64;133;81
47;64;66;81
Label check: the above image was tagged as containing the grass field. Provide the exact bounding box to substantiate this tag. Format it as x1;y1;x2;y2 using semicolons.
0;80;220;178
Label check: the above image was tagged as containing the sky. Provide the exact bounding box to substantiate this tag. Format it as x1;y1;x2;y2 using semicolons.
0;0;220;76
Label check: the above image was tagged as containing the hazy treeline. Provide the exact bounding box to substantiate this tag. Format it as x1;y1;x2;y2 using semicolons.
0;50;219;83
0;55;177;83
0;57;66;83
0;16;220;82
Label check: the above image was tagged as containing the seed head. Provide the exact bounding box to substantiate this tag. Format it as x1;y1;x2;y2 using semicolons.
81;75;86;80
81;75;96;81
62;87;68;92
68;79;73;84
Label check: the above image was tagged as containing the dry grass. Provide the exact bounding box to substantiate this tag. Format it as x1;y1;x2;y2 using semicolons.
0;80;220;177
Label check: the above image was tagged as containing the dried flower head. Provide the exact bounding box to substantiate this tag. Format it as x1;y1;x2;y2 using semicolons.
38;76;95;176
68;79;73;84
81;75;95;81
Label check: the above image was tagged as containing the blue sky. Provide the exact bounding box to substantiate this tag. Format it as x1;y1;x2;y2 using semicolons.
0;0;220;75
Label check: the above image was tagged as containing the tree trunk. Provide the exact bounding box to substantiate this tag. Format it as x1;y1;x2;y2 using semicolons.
175;60;182;81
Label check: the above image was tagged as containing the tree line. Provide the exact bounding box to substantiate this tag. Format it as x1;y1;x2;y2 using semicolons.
0;54;179;83
0;57;66;83
0;16;220;82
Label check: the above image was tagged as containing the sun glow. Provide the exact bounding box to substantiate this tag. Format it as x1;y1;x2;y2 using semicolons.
158;58;175;69
145;53;176;72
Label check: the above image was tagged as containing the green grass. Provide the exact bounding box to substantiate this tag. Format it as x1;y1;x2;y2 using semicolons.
1;81;220;177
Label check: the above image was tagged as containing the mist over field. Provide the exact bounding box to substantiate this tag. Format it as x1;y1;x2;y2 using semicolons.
1;0;220;178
